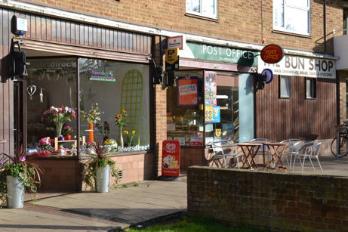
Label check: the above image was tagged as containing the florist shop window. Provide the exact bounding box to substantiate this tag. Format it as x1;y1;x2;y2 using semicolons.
78;58;150;154
26;57;78;157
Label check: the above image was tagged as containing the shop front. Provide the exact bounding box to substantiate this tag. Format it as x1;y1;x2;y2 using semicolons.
0;8;155;192
167;42;257;170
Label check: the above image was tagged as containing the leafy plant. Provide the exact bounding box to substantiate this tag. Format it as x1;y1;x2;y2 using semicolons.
83;142;122;191
0;148;41;206
81;103;102;124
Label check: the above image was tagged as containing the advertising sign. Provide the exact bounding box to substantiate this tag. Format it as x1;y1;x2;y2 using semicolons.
178;78;198;105
258;55;336;79
205;105;221;123
260;44;284;64
168;36;184;49
162;140;180;177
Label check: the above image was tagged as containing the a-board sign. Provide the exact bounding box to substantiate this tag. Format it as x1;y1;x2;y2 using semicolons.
162;140;180;177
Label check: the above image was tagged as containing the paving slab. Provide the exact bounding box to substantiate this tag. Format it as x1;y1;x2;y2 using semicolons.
0;179;187;232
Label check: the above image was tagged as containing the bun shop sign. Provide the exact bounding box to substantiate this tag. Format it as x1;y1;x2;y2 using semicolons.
258;54;336;79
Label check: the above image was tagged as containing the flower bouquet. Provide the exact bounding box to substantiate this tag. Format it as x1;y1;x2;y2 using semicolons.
43;106;76;137
81;103;102;143
114;108;127;148
62;125;74;140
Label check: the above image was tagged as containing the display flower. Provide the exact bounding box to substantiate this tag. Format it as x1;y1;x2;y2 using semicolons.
81;103;102;124
114;108;127;148
43;106;76;137
62;125;73;136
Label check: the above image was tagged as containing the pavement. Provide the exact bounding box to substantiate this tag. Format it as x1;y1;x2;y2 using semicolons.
0;178;187;232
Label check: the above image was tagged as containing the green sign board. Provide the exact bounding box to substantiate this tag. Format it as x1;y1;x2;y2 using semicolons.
186;42;258;67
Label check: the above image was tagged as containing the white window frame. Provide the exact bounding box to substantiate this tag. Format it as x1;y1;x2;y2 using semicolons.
305;78;316;99
279;76;291;98
273;0;311;36
186;0;218;19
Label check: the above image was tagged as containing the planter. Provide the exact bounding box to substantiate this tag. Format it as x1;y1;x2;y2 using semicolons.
6;176;24;208
96;165;110;193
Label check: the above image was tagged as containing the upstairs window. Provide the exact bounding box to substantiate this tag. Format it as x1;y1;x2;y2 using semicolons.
273;0;310;35
186;0;217;19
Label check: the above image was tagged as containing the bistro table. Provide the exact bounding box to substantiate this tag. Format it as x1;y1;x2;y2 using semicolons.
264;142;286;168
237;143;263;169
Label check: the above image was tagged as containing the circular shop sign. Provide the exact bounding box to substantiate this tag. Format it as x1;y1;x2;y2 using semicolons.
260;44;284;64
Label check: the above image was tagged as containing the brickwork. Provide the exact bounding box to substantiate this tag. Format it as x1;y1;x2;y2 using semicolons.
188;166;348;232
17;0;343;53
338;71;348;123
110;152;154;184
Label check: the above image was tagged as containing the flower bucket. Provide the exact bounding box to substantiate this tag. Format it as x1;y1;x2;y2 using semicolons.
6;176;24;208
96;165;110;193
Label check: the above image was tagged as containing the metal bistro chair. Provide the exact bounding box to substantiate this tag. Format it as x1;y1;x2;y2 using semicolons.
291;141;314;171
300;141;323;174
210;141;243;168
280;139;303;169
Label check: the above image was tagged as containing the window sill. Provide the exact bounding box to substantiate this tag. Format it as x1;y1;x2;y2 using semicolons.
272;29;311;39
185;13;218;22
305;97;316;100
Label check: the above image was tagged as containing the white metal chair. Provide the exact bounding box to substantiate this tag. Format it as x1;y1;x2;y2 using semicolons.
300;141;323;174
280;139;303;168
211;141;243;168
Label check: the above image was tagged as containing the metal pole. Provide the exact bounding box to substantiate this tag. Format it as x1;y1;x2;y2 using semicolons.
76;57;81;159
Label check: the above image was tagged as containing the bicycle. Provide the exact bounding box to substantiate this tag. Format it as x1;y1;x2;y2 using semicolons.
331;121;348;158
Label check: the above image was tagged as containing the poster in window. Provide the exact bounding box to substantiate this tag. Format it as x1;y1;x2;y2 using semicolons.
178;78;198;105
204;72;217;106
205;105;221;123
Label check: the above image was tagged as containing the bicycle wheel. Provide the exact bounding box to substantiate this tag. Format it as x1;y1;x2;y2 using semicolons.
331;136;348;158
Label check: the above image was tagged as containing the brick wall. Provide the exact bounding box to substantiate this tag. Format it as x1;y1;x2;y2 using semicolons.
338;71;348;123
188;166;348;232
16;0;343;53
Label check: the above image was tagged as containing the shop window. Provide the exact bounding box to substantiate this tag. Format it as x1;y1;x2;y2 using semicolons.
305;78;316;99
26;57;78;157
25;57;150;158
279;76;291;98
79;58;150;153
273;0;310;35
186;0;217;19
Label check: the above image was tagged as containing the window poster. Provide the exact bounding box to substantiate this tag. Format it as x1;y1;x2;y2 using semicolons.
178;78;198;105
204;72;217;105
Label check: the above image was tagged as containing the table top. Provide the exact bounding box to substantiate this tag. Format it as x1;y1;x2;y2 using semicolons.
237;143;263;146
264;142;286;146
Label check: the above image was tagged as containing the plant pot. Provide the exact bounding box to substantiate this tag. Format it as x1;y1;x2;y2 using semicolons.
96;165;110;193
6;176;24;208
64;134;72;140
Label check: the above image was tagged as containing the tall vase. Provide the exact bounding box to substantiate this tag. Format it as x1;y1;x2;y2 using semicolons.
88;122;95;143
96;165;110;193
119;126;124;148
6;176;24;208
56;122;63;137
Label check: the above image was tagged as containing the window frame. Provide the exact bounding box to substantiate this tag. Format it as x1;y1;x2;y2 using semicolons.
273;0;311;36
186;0;218;19
279;76;291;99
305;77;316;99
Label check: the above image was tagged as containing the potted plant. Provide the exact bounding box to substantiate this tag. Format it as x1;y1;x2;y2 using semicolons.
43;106;76;138
81;103;102;143
114;108;127;148
62;125;74;140
0;148;41;208
83;142;121;193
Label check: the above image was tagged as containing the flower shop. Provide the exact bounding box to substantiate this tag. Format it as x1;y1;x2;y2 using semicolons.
24;57;153;192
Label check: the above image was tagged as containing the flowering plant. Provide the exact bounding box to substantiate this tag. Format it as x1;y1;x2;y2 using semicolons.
114;108;127;128
0;147;41;206
38;137;54;152
43;106;76;137
62;125;73;136
81;103;102;124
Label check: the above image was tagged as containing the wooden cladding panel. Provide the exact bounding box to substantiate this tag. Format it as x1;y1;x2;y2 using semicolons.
9;10;152;55
256;76;336;140
0;8;14;155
